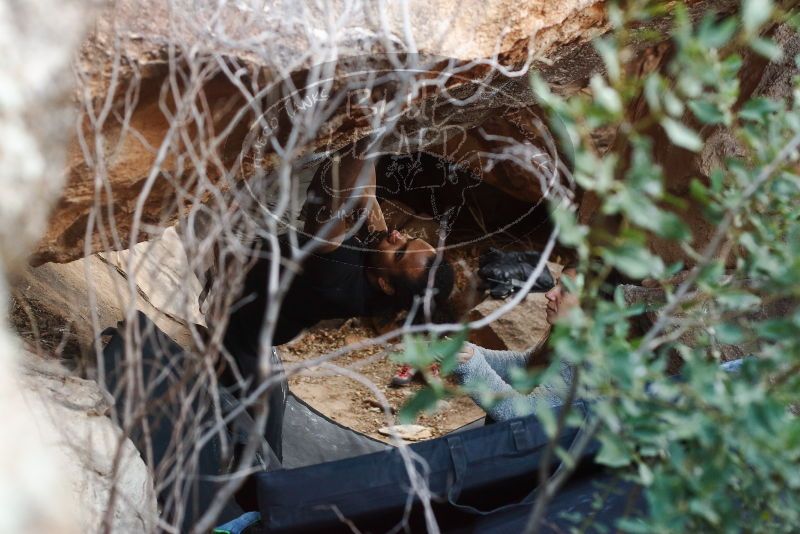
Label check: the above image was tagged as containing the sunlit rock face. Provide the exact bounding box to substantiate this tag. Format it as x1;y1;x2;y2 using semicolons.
0;1;141;532
31;0;764;271
34;0;615;265
14;354;158;532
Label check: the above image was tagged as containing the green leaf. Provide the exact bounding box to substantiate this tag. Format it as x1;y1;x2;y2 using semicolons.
743;0;773;34
646;210;692;241
688;100;726;125
638;462;654;486
596;433;632;468
602;244;665;279
689;178;711;204
535;403;558;439
740;97;782;122
392;334;435;368
591;75;622;115
689;499;721;525
715;323;745;345
717;291;762;311
709;168;725;193
616;518;651;534
550;204;589;248
393;330;469;378
595;37;621;81
660;118;704;152
398;387;441;424
644;75;662;113
663;90;685;117
554;446;577;470
698;15;738;49
750;37;784;61
509;366;545;393
432;329;468;375
697;260;725;286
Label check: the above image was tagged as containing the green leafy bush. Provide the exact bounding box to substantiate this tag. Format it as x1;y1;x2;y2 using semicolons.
399;1;800;531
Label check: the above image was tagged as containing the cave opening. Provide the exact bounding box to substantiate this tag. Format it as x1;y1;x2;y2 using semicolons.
374;150;556;256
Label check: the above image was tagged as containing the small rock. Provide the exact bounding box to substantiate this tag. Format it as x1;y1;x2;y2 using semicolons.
364;398;396;414
378;424;433;441
436;400;452;411
344;333;365;346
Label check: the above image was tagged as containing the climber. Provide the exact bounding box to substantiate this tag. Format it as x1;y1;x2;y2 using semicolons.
449;265;749;422
449;266;580;422
220;138;455;384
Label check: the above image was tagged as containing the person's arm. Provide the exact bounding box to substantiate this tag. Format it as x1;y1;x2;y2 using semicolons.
456;343;531;383
363;178;387;236
304;148;378;253
453;347;574;422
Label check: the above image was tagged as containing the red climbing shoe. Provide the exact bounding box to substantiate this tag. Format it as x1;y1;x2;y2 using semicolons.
427;363;441;380
390;364;417;387
390;363;441;387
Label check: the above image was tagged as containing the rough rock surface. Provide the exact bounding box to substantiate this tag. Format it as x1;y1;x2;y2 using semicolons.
579;22;800;268
620;280;799;367
31;1;750;267
33;0;616;265
15;353;157;532
13;227;203;357
103;226;206;328
0;0;88;273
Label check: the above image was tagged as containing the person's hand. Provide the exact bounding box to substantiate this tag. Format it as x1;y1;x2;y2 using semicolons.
456;344;475;364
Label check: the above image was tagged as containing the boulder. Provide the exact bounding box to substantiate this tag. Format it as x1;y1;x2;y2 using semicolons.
12;227;203;357
32;0;744;265
102;226;205;327
468;292;551;352
13;353;158;532
579;22;800;268
620;280;799;367
24;0;586;263
0;0;89;274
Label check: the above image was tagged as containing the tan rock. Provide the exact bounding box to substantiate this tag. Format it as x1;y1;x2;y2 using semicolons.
15;353;158;532
469;292;551;352
12;228;203;356
27;0;750;268
378;424;433;441
39;0;741;265
102;226;205;327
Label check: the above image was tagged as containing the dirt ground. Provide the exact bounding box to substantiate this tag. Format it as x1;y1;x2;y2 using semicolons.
282;318;486;443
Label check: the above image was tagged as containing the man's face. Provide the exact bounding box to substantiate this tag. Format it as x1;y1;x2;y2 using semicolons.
544;268;579;325
368;229;436;292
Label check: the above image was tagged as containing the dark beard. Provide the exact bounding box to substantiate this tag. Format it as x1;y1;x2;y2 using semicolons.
362;229;388;270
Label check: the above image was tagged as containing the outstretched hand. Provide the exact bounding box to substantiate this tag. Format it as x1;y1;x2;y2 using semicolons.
456;344;475;364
